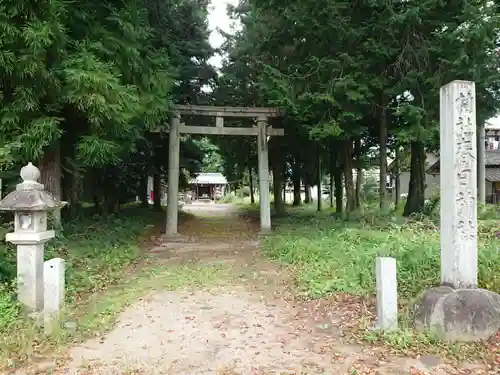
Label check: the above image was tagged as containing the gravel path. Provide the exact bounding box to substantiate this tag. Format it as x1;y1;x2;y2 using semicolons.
29;203;490;375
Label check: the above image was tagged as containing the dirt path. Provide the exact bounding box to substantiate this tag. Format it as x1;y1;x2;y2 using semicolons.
35;204;489;375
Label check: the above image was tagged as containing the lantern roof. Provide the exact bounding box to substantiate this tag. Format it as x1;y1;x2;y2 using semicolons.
0;162;62;211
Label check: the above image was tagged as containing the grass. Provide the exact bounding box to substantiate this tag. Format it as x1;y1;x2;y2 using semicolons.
258;203;500;361
261;205;499;300
0;205;228;371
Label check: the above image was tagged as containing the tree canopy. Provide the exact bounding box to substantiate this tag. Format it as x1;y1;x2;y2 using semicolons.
0;0;215;214
1;0;498;218
213;0;500;215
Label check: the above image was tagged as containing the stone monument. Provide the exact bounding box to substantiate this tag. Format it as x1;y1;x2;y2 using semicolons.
0;162;66;320
414;81;500;342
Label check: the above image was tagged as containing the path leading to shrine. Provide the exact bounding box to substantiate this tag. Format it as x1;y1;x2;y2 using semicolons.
36;204;486;375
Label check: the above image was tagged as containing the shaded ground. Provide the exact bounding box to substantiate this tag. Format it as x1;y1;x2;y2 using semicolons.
20;203;494;374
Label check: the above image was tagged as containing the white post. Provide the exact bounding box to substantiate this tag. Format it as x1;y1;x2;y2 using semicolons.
375;257;398;331
43;258;65;328
439;80;478;288
166;113;181;236
257;116;271;232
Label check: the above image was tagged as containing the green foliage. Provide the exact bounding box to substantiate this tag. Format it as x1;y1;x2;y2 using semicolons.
192;137;224;173
0;206;162;357
0;0;215;215
0;0;172;167
261;208;500;300
214;0;500;216
0;206;160;295
0;283;20;331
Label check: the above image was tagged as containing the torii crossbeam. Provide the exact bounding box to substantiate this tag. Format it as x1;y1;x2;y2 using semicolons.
153;105;285;235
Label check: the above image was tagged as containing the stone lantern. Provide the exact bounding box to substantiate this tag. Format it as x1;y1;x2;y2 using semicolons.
0;162;64;312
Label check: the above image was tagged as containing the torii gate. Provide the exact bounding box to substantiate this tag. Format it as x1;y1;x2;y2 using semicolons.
157;105;284;235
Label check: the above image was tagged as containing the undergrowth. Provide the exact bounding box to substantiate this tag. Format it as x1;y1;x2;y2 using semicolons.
260;204;500;361
261;205;500;301
0;206;164;368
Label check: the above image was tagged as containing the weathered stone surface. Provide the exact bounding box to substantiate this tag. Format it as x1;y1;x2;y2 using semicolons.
17;244;45;311
414;286;500;342
439;80;478;289
0;162;62;211
43;257;65;328
0;187;60;211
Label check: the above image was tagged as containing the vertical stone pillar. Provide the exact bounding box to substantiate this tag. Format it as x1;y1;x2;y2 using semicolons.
257;116;271;233
477;124;486;204
439;80;478;288
166;113;181;236
17;244;45;311
375;257;398;331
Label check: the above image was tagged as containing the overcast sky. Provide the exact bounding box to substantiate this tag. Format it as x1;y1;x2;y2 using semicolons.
208;0;239;68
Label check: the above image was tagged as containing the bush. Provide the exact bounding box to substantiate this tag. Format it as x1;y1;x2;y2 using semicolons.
0;283;20;331
261;208;500;301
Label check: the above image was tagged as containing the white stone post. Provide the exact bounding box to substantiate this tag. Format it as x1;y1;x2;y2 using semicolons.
439;80;478;288
257;116;271;233
44;258;65;329
166;113;181;236
375;257;398;331
0;162;61;313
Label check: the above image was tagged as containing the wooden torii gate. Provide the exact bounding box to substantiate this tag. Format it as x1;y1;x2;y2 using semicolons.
159;105;284;235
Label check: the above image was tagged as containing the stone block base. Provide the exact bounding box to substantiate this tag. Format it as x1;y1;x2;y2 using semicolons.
414;286;500;342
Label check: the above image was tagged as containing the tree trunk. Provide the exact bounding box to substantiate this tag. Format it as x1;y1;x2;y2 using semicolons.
395;145;401;206
333;148;343;214
304;181;311;203
343;139;356;213
153;172;162;210
356;169;363;209
403;141;426;216
317;154;322;211
272;151;285;216
249;166;255;204
139;174;149;207
354;138;363;209
379;96;388;210
329;177;334;208
283;177;286;204
292;158;301;206
68;169;81;218
329;146;335;208
102;173;119;215
39;142;62;228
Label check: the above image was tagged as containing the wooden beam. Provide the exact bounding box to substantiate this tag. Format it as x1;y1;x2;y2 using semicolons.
179;125;284;136
174;105;282;118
